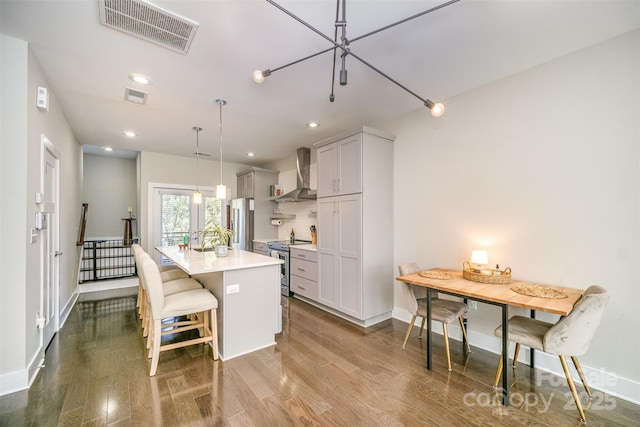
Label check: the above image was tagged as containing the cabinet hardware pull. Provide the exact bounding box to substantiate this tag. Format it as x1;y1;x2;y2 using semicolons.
298;268;306;272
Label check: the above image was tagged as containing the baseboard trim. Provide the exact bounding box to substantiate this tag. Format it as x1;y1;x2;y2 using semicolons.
392;308;640;406
294;295;391;327
78;277;138;293
59;290;78;328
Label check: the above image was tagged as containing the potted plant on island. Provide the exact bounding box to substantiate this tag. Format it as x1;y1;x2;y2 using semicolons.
201;223;234;257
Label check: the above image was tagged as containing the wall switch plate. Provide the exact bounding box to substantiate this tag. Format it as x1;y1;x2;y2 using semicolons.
30;229;39;244
36;86;49;111
226;284;240;294
469;300;478;310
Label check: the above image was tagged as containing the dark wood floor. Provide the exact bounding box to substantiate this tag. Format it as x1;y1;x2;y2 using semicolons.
1;295;638;426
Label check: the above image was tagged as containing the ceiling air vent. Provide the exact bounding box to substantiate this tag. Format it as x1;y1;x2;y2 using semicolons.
125;87;148;104
98;0;199;54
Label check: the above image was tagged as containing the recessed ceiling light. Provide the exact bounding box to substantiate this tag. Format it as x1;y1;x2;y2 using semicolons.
128;73;152;85
123;130;136;137
104;146;113;152
306;122;319;128
247;152;255;157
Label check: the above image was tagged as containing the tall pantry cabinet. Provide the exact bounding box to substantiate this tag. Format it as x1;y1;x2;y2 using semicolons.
314;127;394;326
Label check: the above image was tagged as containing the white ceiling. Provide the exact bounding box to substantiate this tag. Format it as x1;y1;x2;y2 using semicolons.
2;0;638;165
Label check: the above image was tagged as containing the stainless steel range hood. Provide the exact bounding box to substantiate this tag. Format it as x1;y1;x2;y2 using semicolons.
276;147;317;202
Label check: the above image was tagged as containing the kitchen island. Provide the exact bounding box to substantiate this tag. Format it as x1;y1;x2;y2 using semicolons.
155;245;283;360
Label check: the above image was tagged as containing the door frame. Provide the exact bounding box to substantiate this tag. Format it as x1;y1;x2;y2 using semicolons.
40;134;60;348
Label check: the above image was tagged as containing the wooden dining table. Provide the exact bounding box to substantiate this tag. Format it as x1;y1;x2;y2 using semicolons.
396;268;584;406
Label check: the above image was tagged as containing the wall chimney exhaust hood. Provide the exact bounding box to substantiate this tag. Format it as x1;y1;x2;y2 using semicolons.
276;147;316;202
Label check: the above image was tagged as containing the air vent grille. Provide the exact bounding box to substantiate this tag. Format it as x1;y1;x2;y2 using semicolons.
99;0;199;54
125;87;148;104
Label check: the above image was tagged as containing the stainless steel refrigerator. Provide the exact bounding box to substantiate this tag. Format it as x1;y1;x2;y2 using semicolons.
229;198;254;251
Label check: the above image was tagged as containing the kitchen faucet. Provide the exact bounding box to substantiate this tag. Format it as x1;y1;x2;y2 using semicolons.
188;229;204;250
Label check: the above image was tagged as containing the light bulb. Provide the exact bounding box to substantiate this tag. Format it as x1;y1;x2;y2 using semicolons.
193;191;202;204
253;70;265;84
430;102;445;117
216;184;227;200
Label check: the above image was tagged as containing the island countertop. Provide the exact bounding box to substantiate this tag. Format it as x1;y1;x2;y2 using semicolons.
156;245;283;275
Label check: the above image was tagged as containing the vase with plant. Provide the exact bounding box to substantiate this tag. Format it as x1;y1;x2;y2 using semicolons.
201;223;234;256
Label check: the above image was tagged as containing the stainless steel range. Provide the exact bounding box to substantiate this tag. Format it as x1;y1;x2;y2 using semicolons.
268;239;312;296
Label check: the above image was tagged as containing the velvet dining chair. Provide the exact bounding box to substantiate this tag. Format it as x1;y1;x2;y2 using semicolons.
492;285;609;424
399;262;471;371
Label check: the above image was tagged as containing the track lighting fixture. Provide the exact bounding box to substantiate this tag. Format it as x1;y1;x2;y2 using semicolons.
253;0;459;117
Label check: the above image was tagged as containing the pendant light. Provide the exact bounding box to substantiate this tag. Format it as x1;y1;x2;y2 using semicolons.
193;126;203;204
214;99;227;199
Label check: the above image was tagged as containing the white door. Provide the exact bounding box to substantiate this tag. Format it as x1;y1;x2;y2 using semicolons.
42;142;60;348
151;186;225;264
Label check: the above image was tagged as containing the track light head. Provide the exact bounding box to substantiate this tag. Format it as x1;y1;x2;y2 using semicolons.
253;69;272;84
425;99;445;117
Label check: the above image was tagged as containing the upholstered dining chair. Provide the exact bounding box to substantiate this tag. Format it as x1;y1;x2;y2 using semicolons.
132;246;202;339
399;262;470;371
492;285;609;424
132;244;191;321
140;256;219;376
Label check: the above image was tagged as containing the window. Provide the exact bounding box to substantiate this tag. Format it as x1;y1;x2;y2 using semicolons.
153;186;225;262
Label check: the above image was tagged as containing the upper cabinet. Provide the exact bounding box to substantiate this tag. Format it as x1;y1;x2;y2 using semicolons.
316;133;362;198
236;168;278;200
237;172;254;198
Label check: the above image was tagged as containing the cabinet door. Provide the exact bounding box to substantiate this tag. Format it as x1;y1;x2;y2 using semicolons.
317;143;338;198
244;173;255;198
336;194;362;318
236;173;255;199
337;134;362;196
317;194;362;317
317;198;337;307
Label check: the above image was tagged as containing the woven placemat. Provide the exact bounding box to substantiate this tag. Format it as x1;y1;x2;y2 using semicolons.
511;284;568;299
418;271;454;280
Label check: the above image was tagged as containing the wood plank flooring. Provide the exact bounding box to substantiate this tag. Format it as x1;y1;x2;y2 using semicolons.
1;295;638;426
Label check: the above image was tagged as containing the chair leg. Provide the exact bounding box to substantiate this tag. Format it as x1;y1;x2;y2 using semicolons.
442;323;452;371
513;343;521;368
458;317;471;353
211;308;219;360
493;354;503;388
560;355;587;423
418;317;426;339
571;356;592;398
402;315;417;349
149;319;162;376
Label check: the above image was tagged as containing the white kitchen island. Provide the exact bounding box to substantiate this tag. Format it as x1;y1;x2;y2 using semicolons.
155;246;283;361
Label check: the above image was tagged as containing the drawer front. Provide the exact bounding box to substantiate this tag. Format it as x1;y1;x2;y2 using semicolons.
253;242;268;252
290;258;317;281
290;247;317;262
290;275;318;300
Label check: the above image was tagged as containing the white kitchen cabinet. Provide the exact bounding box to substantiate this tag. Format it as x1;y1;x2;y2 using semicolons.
237;168;278;200
316;133;362;198
237;172;254;198
290;247;318;300
253;241;269;256
314;126;395;326
317;194;361;317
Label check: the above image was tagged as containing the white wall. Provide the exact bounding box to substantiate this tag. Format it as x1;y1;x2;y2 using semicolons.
382;30;639;399
0;35;83;395
0;34;29;392
82;154;137;237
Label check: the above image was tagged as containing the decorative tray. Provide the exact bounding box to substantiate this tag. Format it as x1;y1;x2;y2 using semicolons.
418;271;454;280
462;261;511;284
511;284;567;299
